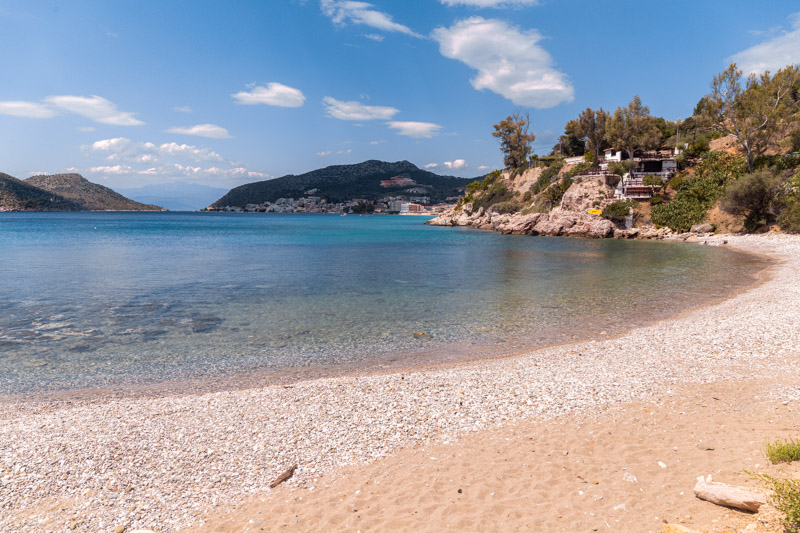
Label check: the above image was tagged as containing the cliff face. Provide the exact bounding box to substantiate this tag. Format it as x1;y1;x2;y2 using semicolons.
427;166;673;239
25;174;165;211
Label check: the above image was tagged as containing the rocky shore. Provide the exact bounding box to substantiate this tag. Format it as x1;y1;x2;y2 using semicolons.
426;202;675;239
2;235;799;532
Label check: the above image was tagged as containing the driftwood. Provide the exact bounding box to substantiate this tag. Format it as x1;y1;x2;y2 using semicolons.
693;475;766;512
270;464;298;489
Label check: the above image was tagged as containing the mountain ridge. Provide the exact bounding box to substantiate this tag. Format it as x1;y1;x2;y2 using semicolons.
25;174;164;211
209;160;477;209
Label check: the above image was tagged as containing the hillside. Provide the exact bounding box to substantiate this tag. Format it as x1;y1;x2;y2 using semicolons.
25;174;164;211
209;160;476;208
0;172;85;212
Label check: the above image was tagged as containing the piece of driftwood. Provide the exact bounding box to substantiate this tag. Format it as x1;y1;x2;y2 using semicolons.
270;464;298;489
693;475;766;512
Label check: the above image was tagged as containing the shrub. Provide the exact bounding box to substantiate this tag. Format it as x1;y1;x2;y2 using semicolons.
766;438;800;464
642;175;665;188
602;199;637;221
530;161;564;196
492;200;521;214
651;197;709;232
779;200;800;233
522;190;532;203
752;473;800;533
540;177;572;207
566;161;593;178
649;194;664;205
592;200;600;207
467;170;501;195
473;181;513;211
721;169;782;230
608;161;628;177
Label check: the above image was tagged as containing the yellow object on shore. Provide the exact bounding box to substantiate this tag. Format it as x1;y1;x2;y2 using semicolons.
587;209;602;215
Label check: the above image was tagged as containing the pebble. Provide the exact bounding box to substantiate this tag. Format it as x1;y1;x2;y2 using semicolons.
1;234;799;532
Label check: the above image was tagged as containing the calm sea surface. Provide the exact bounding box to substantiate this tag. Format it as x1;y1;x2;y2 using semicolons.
0;212;765;396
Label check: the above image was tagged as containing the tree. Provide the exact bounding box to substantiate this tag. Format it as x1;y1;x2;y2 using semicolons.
566;108;609;164
551;132;584;157
492;111;536;169
721;169;781;230
605;95;663;159
704;63;800;173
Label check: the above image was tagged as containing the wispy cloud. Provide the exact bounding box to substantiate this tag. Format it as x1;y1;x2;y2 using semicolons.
165;123;232;139
323;96;399;120
728;12;800;74
386;121;443;138
424;163;439;168
320;0;422;38
44;95;145;125
232;82;306;107
432;17;574;108
317;150;332;157
0;101;57;119
440;0;539;6
363;33;384;42
172;105;193;113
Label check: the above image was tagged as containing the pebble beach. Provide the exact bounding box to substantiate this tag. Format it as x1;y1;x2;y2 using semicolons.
2;233;800;532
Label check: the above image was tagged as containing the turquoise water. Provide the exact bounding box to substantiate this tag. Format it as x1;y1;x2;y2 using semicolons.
0;212;764;396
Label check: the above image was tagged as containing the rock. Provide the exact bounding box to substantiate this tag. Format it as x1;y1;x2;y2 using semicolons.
696;443;714;451
663;525;703;533
658;461;667;469
69;521;79;531
622;472;638;483
115;526;125;533
693;475;766;512
690;223;715;234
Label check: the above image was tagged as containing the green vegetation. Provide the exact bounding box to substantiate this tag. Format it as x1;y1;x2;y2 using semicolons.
529;161;564;196
492;111;536;169
641;175;665;188
704;63;800;173
602;199;637;222
540;177;571;207
752;473;800;532
765;438;800;464
472;181;514;212
721;169;782;230
24;174;162;211
649;194;663;205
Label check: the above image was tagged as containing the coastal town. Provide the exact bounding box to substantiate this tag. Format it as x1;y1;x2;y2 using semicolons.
208;192;457;215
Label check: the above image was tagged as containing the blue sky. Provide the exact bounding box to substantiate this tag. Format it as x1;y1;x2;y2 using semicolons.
1;1;799;190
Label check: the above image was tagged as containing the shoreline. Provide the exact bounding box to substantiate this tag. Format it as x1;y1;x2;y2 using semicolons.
2;234;799;532
0;234;770;406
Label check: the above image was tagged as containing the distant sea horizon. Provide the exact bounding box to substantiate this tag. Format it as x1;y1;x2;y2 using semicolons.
0;212;766;398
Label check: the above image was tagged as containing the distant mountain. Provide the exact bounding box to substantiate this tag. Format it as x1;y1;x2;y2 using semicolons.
0;172;85;211
24;174;164;211
117;182;229;211
209;160;477;209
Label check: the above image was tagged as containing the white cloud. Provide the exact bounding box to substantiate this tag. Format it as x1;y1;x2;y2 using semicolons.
728;12;800;74
0;100;57;119
424;163;439;168
440;0;539;6
386;121;443;138
172;105;193;113
232;82;306;107
158;142;224;161
77;126;96;132
44;95;144;125
317;150;332;157
337;148;353;154
444;159;467;169
364;33;384;42
89;164;132;175
88;137;224;163
320;0;422;38
165;123;232;139
432;17;574;108
323;96;399;120
478;165;494;170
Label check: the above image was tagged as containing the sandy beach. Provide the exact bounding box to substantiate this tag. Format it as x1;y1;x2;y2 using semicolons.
2;233;800;533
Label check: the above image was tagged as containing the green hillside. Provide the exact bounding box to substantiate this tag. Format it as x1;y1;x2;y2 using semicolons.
25;174;164;211
0;172;85;211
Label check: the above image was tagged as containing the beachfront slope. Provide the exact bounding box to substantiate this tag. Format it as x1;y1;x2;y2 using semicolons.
1;234;799;532
208;160;476;208
25;173;165;211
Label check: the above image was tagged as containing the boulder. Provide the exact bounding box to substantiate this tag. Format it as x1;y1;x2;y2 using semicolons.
693;475;765;512
690;223;715;234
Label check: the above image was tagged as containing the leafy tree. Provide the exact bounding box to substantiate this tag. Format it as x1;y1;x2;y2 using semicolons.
605;96;663;159
703;63;800;173
492;111;536;169
565;108;609;164
551;133;585;157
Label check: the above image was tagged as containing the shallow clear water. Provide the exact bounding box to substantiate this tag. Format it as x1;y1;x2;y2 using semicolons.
0;212;764;395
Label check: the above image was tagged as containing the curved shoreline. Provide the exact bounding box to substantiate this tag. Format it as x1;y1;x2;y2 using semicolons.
1;234;798;532
0;235;770;406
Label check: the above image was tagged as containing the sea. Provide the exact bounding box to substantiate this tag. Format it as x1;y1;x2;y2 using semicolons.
0;212;766;397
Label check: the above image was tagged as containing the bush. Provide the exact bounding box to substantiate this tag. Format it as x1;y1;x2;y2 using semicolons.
766;438;800;464
651;197;709;232
530;161;564;196
649;195;664;205
602;199;637;221
752;473;800;533
467;170;501;195
607;161;628;177
721;169;782;230
492;200;521;214
566;161;593;178
473;181;513;211
541;177;571;207
642;175;665;188
778;201;800;233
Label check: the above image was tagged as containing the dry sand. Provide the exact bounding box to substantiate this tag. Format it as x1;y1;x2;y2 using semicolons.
2;233;800;533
